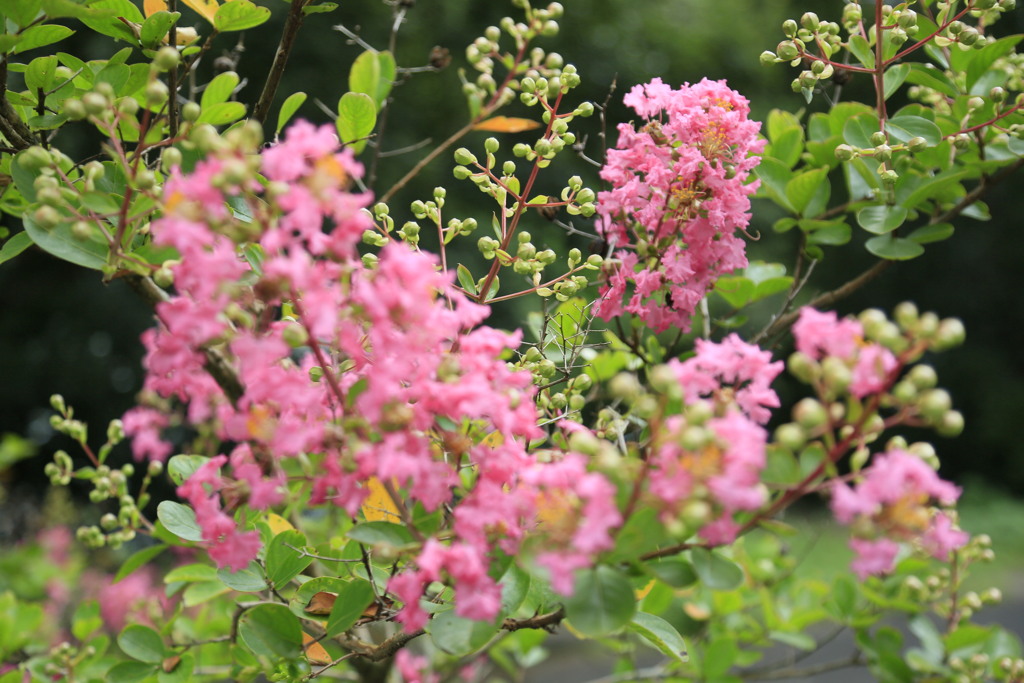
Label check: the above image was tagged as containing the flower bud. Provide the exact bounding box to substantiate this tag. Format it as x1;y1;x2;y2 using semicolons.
787;351;818;383
933;317;965;350
181;101;201;122
153;46;180;72
63;97;87;120
794;398;828;429
834;144;856;161
759;50;777;66
937;410;964;437
907;136;928;153
774;423;806;450
782;19;798;38
454;147;477;164
821;356;852;393
776;40;800;61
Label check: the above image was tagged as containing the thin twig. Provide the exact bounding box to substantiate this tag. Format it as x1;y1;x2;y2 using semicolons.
253;0;307;125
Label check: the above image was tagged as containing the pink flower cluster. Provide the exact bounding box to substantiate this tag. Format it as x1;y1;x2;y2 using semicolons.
649;335;780;544
125;121;622;626
792;307;899;398
593;78;764;332
832;449;969;579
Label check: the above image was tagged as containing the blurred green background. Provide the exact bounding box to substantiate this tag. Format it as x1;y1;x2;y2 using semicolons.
2;0;1024;532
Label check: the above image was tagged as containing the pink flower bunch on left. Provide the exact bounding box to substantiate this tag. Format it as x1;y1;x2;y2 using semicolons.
832;449;968;579
649;335;780;544
594;78;764;332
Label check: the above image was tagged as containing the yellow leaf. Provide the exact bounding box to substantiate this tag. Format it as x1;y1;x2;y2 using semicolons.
181;0;219;24
360;477;401;523
144;0;169;17
472;116;542;133
635;578;655;600
480;431;504;448
302;632;332;665
265;513;294;535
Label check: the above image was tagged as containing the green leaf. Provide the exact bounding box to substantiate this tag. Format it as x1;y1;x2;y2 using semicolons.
784;167;829;216
165;562;218;584
118;624;166;663
0;232;32;266
218;562;268;592
629;612;688;663
214;0;271;31
157;500;204;542
753;157;794;212
167;454;210;486
326;580;376;637
140;11;180;49
276;91;307;135
898;170;969;209
201;71;240;110
770;630;816;651
457;263;478;295
714;276;754;309
843;113;880;149
690;548;743;591
804;220;851;246
41;0;112;20
426;609;500;656
565;566;636;637
965;36;1022;93
182;580;230;606
0;0;42;28
349;50;396;109
883;63;910;100
908;222;954;245
904;63;958;98
114;544;168;583
856;205;908;235
265;529;312;587
196;101;246;126
79;0;142;42
347;521;413;548
238;604;302;658
499;564;531;616
886;115;942;146
158;652;193;683
25;55;59;91
645;558;697;588
13;24;73;53
23;211;109;270
303;2;338;14
865;234;925;260
71;600;102;640
703;637;739;678
336;91;376;154
848;34;875;69
107;661;159;683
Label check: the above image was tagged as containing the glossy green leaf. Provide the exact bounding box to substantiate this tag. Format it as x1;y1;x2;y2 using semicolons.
843;113;880;149
79;0;142;42
140;11;180;48
347;521;413;547
326;580;376;637
165;562;218;584
118;624;166;663
70;600;102;640
865;234;925;260
883;63;910;100
23;211;109;270
499;563;531;617
427;609;500;656
565;566;636;637
629;612;688;663
804;220;851;246
714;276;754;309
266;529;312;587
214;0;271;32
753;157;794;212
25;55;59;91
158;653;193;683
349;50;396;109
196;101;246;126
898;170;969;210
904;63;958;98
157;501;204;542
182;580;231;606
114;544;168;583
303;2;338;14
276;91;307;135
765;126;804;169
336;91;376;154
167;454;210;486
238;604;302;658
0;0;42;28
0;232;32;266
886;115;942;146
848;34;874;69
218;562;268;592
856;205;908;235
106;661;159;683
690;548;743;591
784;167;829;216
41;0;111;19
908;222;954;245
201;71;240;109
457;263;478;295
13;24;74;53
703;637;739;678
645;557;697;588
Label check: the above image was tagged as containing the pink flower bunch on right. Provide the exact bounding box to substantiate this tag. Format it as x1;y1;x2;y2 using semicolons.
594;78;765;332
832;449;969;579
792;307;898;398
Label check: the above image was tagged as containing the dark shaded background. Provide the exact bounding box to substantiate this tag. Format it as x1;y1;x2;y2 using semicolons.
3;0;1023;521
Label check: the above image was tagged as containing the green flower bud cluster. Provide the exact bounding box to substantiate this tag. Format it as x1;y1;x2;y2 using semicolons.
518;345;558;388
560;175;597;217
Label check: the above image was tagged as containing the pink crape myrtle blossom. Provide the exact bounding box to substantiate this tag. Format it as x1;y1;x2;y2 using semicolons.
791;307;899;398
648;336;779;544
831;449;968;578
594;78;764;332
125;121;619;627
395;650;439;683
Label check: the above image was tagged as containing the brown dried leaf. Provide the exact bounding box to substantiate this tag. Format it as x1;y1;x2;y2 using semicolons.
304;591;338;616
